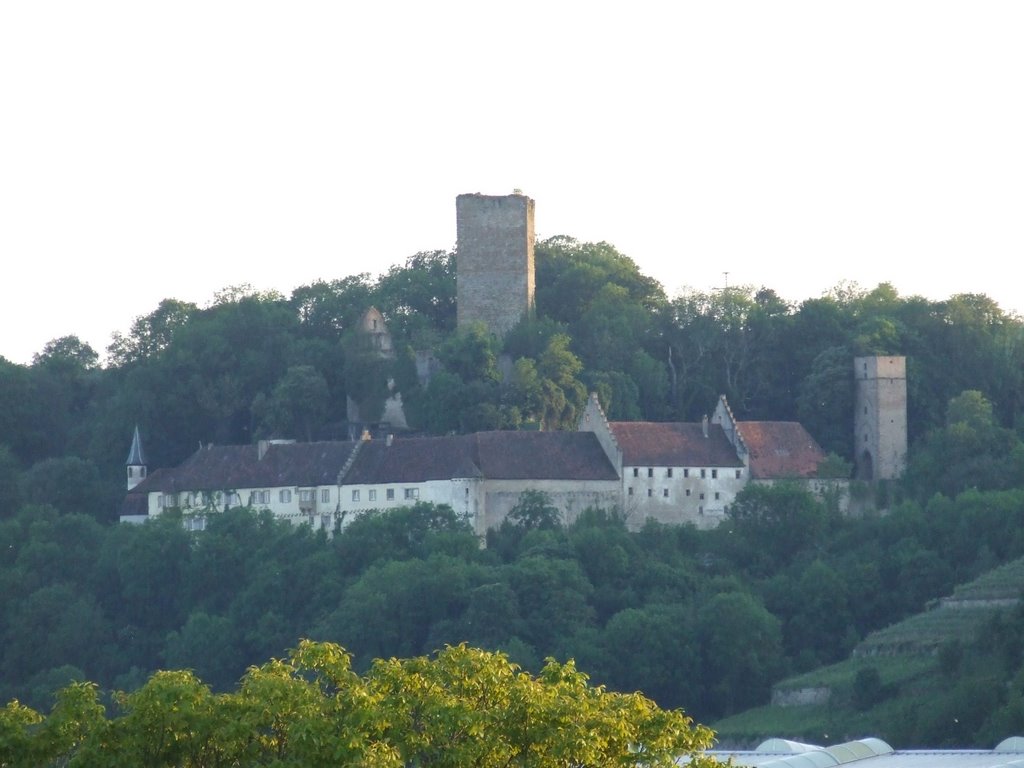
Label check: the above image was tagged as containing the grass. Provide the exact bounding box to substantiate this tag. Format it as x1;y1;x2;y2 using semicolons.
712;558;1024;747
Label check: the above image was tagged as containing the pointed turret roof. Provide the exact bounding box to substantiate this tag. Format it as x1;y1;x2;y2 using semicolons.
126;426;146;466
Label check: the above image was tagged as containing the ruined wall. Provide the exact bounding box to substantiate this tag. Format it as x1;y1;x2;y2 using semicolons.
456;193;535;338
854;356;908;481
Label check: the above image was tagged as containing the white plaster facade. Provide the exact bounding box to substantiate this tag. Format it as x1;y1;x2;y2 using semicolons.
621;463;746;530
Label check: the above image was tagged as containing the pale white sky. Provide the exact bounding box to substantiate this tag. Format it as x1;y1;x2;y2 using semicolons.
2;2;1022;365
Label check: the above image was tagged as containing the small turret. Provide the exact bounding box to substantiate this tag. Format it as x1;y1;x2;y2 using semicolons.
126;426;147;490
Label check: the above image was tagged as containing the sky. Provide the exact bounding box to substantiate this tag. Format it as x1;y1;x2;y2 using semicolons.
2;2;1022;365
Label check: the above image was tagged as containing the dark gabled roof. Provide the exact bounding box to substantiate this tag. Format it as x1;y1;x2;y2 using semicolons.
608;421;743;468
472;431;619;480
259;441;361;486
343;431;619;484
344;435;482;484
737;421;826;479
127;441;359;493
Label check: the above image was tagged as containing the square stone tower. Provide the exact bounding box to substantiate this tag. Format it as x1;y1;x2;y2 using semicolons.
854;356;908;481
456;193;535;338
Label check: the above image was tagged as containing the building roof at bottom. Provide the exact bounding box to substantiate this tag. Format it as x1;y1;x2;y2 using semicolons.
124;441;359;494
343;431;619;485
736;421;827;480
608;421;743;468
700;737;1024;768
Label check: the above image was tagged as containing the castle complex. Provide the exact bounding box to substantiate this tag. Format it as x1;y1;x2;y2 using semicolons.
121;194;909;534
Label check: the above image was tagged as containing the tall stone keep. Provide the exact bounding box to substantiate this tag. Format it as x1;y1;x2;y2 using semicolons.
854;356;907;481
456;193;535;337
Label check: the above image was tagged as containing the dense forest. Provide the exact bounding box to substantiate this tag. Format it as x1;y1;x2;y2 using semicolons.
2;236;1024;744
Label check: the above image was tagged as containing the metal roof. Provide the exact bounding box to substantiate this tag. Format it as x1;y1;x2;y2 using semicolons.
691;738;1024;768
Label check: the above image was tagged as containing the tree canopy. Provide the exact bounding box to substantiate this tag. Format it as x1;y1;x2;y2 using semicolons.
0;641;719;768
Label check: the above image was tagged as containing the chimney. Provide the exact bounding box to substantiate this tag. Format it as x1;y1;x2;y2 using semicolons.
258;440;269;460
702;415;709;438
386;434;394;447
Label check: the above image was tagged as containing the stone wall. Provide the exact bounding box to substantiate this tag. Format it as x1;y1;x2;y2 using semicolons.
854;356;907;481
456;193;535;338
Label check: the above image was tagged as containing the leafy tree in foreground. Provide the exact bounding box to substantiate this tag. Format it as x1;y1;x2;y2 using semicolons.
0;641;719;768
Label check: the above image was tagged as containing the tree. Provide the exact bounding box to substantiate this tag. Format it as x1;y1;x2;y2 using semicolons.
252;364;329;441
21;456;110;521
107;299;198;366
723;482;832;575
0;446;22;519
374;250;457;344
904;390;1024;499
506;490;561;531
0;641;721;767
696;591;784;718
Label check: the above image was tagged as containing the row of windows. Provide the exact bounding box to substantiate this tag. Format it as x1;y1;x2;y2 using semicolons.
630;467;741;480
159;489;330;508
627;488;722;500
277;489;331;504
351;488;419;502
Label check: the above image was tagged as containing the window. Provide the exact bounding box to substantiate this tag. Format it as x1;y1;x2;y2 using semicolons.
300;489;314;502
628;487;634;496
715;491;720;500
684;468;689;478
259;490;271;504
632;468;639;478
663;488;669;498
320;514;331;529
735;469;742;479
699;492;705;500
157;495;164;508
647;467;654;478
386;488;395;501
279;489;292;503
667;468;673;478
700;468;706;479
351;490;360;502
711;469;718;479
685;489;691;497
404;488;419;500
227;492;240;507
647;488;653;497
368;489;376;502
321;489;330;503
699;506;704;515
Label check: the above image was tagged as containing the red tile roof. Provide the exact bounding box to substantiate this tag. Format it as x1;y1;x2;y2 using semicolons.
608;422;743;468
737;422;825;479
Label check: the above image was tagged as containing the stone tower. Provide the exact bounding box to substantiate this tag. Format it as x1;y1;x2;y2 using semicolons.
456;192;535;338
854;356;907;481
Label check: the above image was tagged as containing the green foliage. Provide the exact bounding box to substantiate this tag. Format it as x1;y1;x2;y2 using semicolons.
723;483;833;575
0;642;718;767
7;232;1024;748
252;364;329;441
507;490;562;531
